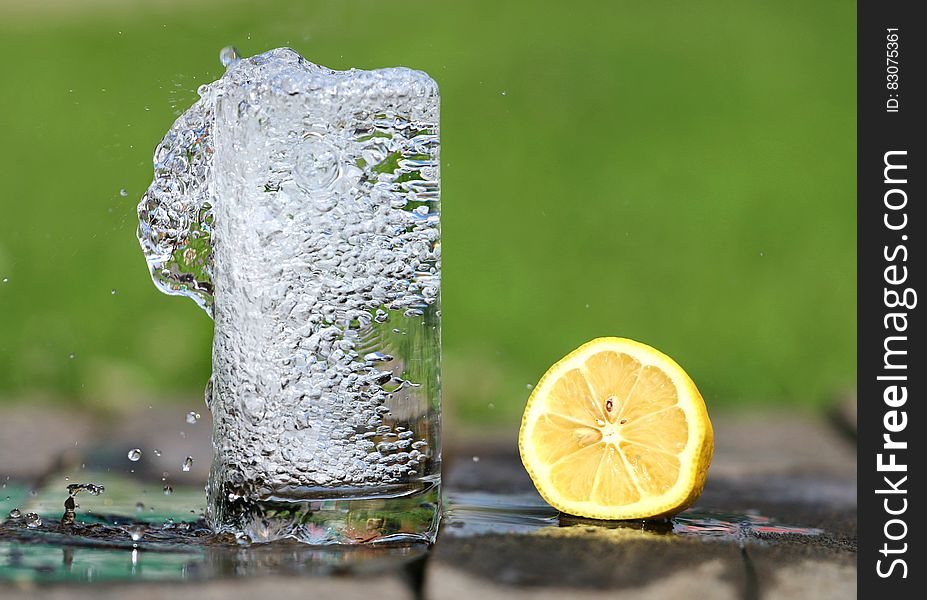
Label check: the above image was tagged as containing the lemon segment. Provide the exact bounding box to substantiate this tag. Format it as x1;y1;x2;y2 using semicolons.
518;337;713;520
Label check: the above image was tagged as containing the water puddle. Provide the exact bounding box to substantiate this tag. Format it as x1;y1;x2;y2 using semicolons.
0;474;426;584
444;491;823;544
0;482;822;585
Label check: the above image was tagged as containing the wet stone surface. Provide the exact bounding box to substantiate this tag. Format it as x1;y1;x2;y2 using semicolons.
0;412;856;598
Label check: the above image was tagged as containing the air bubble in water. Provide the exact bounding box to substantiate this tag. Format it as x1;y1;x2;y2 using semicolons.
127;448;142;462
185;411;201;424
182;456;194;472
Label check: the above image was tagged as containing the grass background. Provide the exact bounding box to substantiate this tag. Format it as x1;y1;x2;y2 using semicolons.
0;0;855;425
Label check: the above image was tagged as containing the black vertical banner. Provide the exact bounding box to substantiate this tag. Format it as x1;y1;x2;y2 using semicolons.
859;0;923;596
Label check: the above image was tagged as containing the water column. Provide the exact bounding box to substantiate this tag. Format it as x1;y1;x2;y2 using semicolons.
138;49;441;544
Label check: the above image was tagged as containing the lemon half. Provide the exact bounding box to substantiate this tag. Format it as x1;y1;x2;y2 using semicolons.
518;337;713;520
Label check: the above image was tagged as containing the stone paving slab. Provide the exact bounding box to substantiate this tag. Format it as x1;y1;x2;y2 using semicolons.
1;409;857;598
426;560;740;600
427;531;747;599
431;412;857;599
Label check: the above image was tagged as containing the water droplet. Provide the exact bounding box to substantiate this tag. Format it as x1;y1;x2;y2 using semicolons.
472;456;480;462
185;411;200;424
219;46;241;68
8;508;21;519
127;524;147;541
487;402;495;410
1;277;8;284
235;532;252;546
68;353;76;360
163;485;173;496
526;383;533;390
135;502;145;512
119;188;128;197
153;449;162;457
501;90;508;96
24;512;42;528
111;289;117;295
182;456;194;472
127;448;142;462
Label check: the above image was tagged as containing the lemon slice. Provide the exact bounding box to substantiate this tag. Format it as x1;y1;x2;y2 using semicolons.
519;337;713;519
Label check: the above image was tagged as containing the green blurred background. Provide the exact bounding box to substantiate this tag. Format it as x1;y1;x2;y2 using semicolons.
0;0;855;425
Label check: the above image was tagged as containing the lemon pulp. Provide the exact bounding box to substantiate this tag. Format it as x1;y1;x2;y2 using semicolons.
518;337;713;520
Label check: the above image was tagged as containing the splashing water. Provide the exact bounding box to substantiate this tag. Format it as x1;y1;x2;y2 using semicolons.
137;48;349;314
136;47;441;544
127;523;148;541
67;483;105;497
24;513;42;528
219;45;241;68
